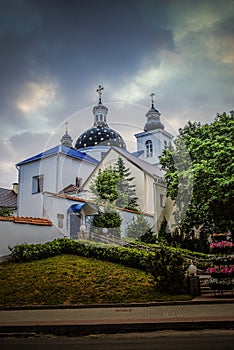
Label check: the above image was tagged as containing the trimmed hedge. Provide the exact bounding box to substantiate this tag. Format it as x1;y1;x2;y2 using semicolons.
8;238;186;294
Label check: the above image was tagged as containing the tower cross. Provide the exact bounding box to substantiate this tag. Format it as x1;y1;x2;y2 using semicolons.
149;92;155;106
65;121;69;134
96;85;104;102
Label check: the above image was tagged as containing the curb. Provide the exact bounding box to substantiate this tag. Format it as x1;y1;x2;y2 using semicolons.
1;298;234;311
0;320;234;337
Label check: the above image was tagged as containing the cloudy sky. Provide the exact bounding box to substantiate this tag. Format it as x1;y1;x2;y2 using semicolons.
0;0;233;188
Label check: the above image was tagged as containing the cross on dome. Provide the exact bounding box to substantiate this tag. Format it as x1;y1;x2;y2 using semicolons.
65;121;69;134
96;85;104;103
149;92;155;107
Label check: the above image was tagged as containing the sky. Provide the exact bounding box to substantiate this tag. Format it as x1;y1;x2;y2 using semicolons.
0;0;233;188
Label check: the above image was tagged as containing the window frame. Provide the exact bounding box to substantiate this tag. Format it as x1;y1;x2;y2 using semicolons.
32;174;44;194
145;140;153;158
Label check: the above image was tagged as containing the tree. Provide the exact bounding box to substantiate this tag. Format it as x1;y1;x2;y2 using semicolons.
160;111;234;244
91;167;120;203
114;157;138;211
126;213;154;242
91;157;138;211
92;200;121;238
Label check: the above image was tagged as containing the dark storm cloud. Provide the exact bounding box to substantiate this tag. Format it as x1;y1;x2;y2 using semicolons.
0;0;174;123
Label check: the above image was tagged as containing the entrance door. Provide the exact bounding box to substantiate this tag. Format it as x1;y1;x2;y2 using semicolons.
69;213;81;239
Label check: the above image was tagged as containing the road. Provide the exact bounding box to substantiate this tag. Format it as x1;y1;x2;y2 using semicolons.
1;330;234;350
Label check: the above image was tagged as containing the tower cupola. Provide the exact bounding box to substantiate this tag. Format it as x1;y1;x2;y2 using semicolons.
75;85;126;150
61;122;73;148
144;92;164;131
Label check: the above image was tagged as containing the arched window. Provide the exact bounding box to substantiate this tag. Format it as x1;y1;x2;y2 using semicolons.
145;140;153;158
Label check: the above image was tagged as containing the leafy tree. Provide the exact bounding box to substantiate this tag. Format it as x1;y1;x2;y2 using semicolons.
126;213;154;242
160;111;234;244
0;207;12;217
114;156;138;211
92;201;121;237
91;167;120;203
91;157;138;211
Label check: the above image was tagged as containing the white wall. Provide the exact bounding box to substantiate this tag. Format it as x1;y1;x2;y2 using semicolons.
17;153;96;218
136;129;173;165
0;221;63;257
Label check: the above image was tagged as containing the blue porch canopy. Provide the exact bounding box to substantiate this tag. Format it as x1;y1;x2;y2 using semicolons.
68;202;98;216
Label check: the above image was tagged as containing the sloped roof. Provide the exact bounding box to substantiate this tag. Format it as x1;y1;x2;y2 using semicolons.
112;147;164;179
59;184;80;194
0;216;52;226
16;145;99;166
0;188;17;210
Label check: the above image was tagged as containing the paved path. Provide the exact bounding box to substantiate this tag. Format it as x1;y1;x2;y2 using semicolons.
0;301;234;336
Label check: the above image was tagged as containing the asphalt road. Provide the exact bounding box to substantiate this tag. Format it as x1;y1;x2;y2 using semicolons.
1;330;234;350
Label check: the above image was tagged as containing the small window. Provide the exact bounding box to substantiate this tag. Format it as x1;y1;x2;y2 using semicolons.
57;213;64;228
100;114;103;122
32;175;44;194
145;140;153;158
164;140;167;148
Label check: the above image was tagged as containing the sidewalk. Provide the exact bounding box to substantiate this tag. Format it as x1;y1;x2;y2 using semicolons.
0;300;234;336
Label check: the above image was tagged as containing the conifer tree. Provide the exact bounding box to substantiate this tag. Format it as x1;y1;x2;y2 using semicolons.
114;156;138;211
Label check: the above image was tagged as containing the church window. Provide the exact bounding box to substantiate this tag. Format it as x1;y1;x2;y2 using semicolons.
32;175;44;194
145;140;153;158
164;140;167;148
100;114;103;121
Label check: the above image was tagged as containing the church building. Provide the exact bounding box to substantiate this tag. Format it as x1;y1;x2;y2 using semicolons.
15;86;174;238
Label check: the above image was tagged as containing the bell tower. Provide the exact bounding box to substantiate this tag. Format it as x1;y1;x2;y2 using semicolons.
135;93;173;165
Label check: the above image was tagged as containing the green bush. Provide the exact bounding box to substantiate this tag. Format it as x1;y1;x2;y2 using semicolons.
9;238;186;294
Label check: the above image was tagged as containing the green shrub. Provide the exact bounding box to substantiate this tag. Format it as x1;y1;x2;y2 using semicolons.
9;238;186;294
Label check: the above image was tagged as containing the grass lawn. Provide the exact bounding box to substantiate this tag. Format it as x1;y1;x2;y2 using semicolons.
0;254;191;306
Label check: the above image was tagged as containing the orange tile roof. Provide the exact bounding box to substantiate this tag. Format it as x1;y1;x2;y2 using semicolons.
0;216;52;226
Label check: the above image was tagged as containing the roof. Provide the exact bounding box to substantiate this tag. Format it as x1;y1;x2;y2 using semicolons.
16;145;99;166
0;216;52;226
75;125;126;150
59;184;80;195
111;147;164;179
131;150;144;158
0;188;17;210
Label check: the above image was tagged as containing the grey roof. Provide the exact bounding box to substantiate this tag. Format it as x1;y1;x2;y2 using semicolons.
111;147;164;179
0;188;17;210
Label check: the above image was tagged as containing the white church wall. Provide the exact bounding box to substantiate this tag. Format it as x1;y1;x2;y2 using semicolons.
83;148;160;217
17;156;57;217
0;221;63;257
17;153;96;219
80;146;110;162
58;154;96;191
43;193;78;236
